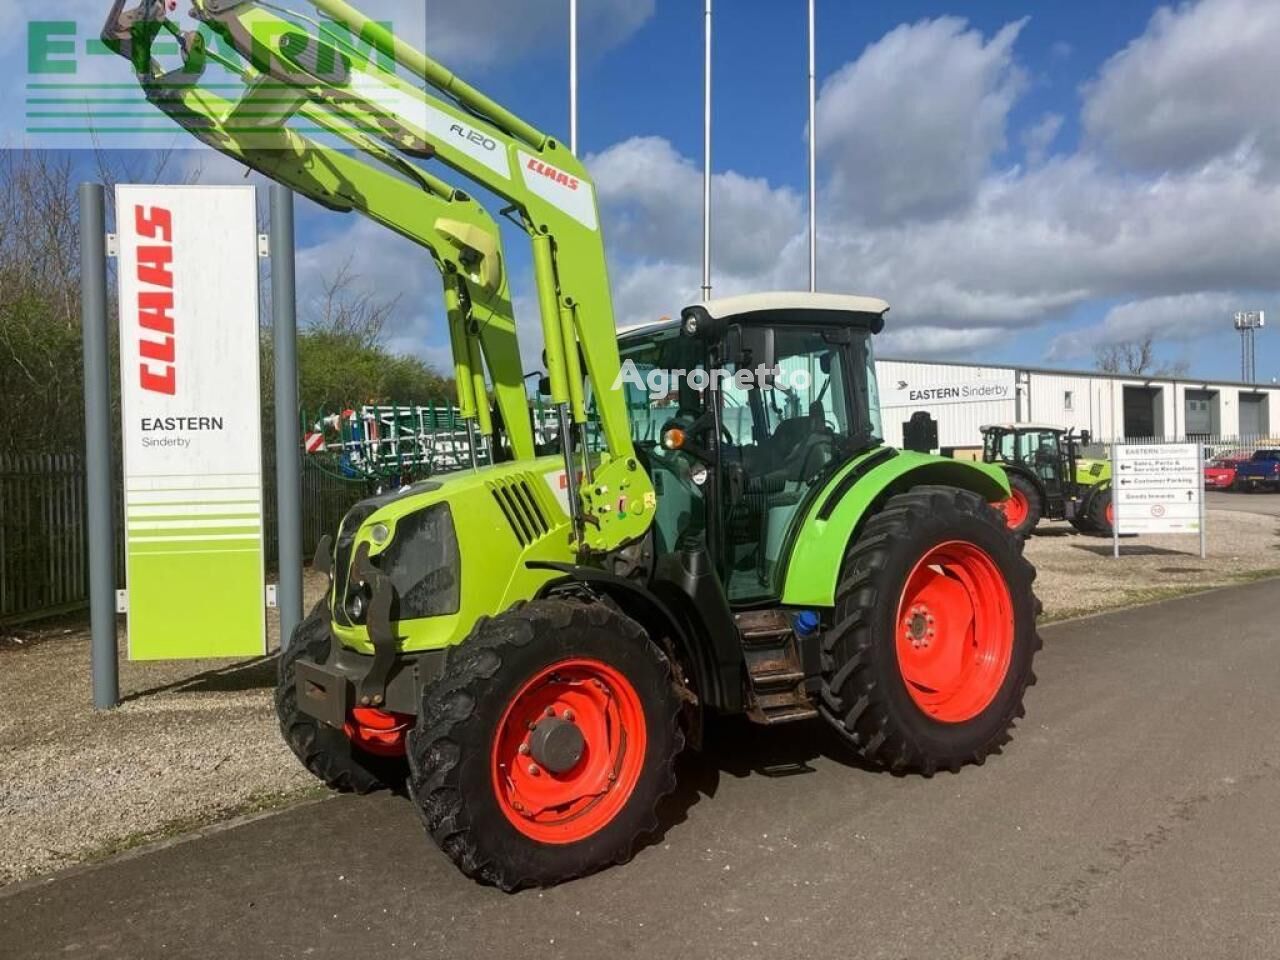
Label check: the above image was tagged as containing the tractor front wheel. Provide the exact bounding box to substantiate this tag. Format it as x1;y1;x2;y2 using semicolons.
999;474;1041;539
407;599;683;891
1086;486;1115;536
820;486;1042;774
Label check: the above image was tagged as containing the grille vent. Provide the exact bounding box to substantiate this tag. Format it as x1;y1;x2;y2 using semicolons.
489;476;550;546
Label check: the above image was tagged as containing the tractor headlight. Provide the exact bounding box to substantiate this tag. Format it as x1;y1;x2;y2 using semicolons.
346;587;368;623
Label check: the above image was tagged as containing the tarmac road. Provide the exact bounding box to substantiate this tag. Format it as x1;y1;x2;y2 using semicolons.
1206;489;1280;516
3;579;1280;960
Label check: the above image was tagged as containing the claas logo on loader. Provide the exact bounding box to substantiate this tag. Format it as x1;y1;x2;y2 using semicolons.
526;157;580;191
134;205;177;396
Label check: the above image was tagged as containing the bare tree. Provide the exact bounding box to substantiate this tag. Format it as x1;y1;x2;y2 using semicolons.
305;255;401;349
1094;335;1190;378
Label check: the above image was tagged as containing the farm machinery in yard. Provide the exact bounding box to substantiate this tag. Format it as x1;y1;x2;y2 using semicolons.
107;0;1043;890
982;424;1113;539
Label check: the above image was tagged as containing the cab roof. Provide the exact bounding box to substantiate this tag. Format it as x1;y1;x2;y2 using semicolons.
981;423;1068;434
619;292;892;342
695;291;890;320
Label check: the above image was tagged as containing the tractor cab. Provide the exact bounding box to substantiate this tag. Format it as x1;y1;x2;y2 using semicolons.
981;423;1112;538
982;425;1069;496
617;293;886;604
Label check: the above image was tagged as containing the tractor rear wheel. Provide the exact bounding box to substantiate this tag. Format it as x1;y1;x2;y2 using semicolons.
819;486;1041;774
999;474;1041;539
407;599;683;891
276;600;408;794
1086;486;1115;536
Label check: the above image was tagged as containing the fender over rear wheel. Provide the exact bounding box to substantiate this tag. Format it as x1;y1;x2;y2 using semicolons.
819;486;1042;774
407;599;684;891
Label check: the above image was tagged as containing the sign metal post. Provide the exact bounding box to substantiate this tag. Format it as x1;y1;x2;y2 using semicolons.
81;184;120;709
1111;441;1119;559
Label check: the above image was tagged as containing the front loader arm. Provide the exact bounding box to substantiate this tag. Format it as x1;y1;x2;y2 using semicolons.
105;0;656;554
102;0;534;462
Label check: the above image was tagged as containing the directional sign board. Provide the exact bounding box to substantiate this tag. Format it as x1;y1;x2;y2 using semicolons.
1113;444;1203;535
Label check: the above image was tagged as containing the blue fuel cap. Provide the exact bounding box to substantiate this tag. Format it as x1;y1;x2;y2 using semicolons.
793;610;820;636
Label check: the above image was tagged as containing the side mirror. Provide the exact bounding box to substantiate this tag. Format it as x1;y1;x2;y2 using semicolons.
680;305;726;341
1079;430;1092;447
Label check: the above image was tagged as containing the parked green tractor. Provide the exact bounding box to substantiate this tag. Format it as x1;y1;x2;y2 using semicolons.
110;0;1043;890
982;424;1113;539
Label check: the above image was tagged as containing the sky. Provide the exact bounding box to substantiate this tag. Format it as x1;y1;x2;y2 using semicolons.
6;0;1280;386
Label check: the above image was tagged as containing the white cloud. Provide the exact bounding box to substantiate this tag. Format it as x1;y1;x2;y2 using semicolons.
1047;292;1240;361
877;326;1008;359
582;5;1280;365
1022;113;1063;166
815;16;1027;223
1083;0;1280;176
588;136;804;280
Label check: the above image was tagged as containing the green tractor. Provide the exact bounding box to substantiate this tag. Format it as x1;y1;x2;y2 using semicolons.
981;424;1113;539
109;0;1043;890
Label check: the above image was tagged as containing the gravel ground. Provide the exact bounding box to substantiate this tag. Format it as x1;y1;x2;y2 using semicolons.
0;573;329;887
2;508;1277;888
1024;508;1280;620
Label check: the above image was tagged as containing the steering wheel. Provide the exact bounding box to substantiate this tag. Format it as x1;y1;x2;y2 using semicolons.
796;434;834;483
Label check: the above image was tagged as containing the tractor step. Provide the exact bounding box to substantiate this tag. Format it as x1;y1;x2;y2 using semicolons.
736;610;818;725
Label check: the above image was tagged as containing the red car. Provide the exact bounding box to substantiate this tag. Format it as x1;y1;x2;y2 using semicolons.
1204;455;1248;490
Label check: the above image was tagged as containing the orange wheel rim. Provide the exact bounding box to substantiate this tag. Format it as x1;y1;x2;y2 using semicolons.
895;541;1015;723
1105;501;1114;526
1000;489;1030;529
491;658;647;844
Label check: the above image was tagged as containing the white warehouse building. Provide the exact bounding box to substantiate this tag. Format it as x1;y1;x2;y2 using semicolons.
874;358;1280;451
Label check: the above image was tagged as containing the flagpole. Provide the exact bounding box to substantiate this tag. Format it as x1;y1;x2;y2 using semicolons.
570;0;581;152
808;0;817;292
702;0;713;300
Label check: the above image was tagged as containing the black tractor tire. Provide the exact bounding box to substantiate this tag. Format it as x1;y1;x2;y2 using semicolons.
1067;513;1097;534
819;485;1042;775
1003;473;1042;539
407;599;684;891
275;600;407;794
1086;486;1114;536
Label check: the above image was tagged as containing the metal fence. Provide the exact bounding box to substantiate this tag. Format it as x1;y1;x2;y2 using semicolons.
0;454;92;624
0;452;367;625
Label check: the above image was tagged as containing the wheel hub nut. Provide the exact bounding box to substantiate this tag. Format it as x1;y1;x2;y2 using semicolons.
528;716;586;774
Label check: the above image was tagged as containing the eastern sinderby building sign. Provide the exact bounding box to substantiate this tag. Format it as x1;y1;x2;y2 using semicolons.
879;369;1016;408
116;185;266;660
